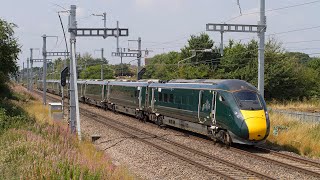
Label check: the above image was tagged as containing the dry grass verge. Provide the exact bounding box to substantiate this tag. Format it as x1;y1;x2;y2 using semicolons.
267;112;320;158
269;100;320;113
0;85;134;179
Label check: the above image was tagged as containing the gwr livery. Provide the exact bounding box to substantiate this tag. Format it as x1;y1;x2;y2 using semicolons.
37;79;270;145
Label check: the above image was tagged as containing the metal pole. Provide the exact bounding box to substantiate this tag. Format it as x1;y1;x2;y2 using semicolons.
30;48;33;92
101;48;104;80
27;58;30;90
52;63;54;79
120;48;123;76
137;37;142;80
69;5;76;134
22;62;24;84
220;32;224;56
116;21;119;53
258;0;266;97
103;12;106;28
69;5;81;140
42;34;47;105
38;69;40;87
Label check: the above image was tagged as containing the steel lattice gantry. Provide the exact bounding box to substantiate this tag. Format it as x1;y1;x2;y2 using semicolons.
206;23;266;33
68;28;129;39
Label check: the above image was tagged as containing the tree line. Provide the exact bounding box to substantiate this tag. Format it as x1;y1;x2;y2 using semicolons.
3;16;319;101
143;34;320;101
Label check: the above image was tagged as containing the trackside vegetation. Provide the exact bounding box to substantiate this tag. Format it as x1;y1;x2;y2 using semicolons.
144;34;320;101
269;100;320;113
267;112;320;157
0;85;133;179
0;17;133;179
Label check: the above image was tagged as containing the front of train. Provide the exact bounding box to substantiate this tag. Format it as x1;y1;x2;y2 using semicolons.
217;80;270;145
231;89;270;144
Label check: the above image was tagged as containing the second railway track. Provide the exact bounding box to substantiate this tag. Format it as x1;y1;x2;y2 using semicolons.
36;89;320;179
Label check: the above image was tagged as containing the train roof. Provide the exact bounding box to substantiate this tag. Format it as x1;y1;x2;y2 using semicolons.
84;80;107;85
42;80;60;83
108;81;149;87
138;79;160;83
168;79;226;84
40;79;258;92
150;79;258;92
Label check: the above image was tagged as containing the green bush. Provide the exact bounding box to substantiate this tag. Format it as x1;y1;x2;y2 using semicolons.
0;101;33;134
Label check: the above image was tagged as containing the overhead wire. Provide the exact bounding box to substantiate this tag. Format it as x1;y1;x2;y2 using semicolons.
224;0;320;23
58;12;69;55
49;2;319;64
50;2;68;11
146;31;205;47
143;24;320;51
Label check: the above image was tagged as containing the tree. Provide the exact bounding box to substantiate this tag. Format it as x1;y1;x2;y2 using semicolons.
113;64;134;77
144;52;181;80
285;52;310;64
180;33;220;67
80;65;114;79
144;34;220;80
0;18;21;86
308;57;320;72
218;39;319;100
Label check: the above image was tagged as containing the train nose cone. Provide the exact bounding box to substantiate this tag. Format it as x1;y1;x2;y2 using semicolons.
240;110;267;141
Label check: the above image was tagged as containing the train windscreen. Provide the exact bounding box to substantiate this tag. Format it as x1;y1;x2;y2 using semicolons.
233;91;263;110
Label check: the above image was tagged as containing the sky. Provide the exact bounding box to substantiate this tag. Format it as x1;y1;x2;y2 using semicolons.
0;0;319;69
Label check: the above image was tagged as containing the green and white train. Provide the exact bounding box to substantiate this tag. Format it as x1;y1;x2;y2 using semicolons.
38;79;270;145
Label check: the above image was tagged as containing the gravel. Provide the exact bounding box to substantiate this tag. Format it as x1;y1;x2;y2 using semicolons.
41;91;320;180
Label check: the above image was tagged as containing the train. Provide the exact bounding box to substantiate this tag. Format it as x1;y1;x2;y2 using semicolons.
37;79;270;146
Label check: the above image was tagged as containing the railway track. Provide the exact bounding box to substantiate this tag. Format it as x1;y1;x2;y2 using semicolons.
241;146;320;174
37;90;272;179
36;89;320;179
229;147;320;178
81;108;273;180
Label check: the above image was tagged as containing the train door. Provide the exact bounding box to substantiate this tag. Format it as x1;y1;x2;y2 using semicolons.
137;86;142;109
101;84;104;101
150;87;155;111
198;90;214;124
211;91;217;125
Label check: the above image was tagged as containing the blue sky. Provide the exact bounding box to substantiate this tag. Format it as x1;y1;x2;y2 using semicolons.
0;0;319;68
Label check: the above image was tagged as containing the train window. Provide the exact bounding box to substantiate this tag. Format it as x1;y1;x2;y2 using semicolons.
159;92;163;102
169;94;174;103
233;91;263;110
164;93;168;102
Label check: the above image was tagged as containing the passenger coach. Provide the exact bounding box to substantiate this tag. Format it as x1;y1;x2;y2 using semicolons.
145;79;270;145
38;78;270;145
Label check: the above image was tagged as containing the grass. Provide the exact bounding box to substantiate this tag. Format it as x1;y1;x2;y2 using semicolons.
0;84;134;179
268;99;320;113
267;112;320;158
